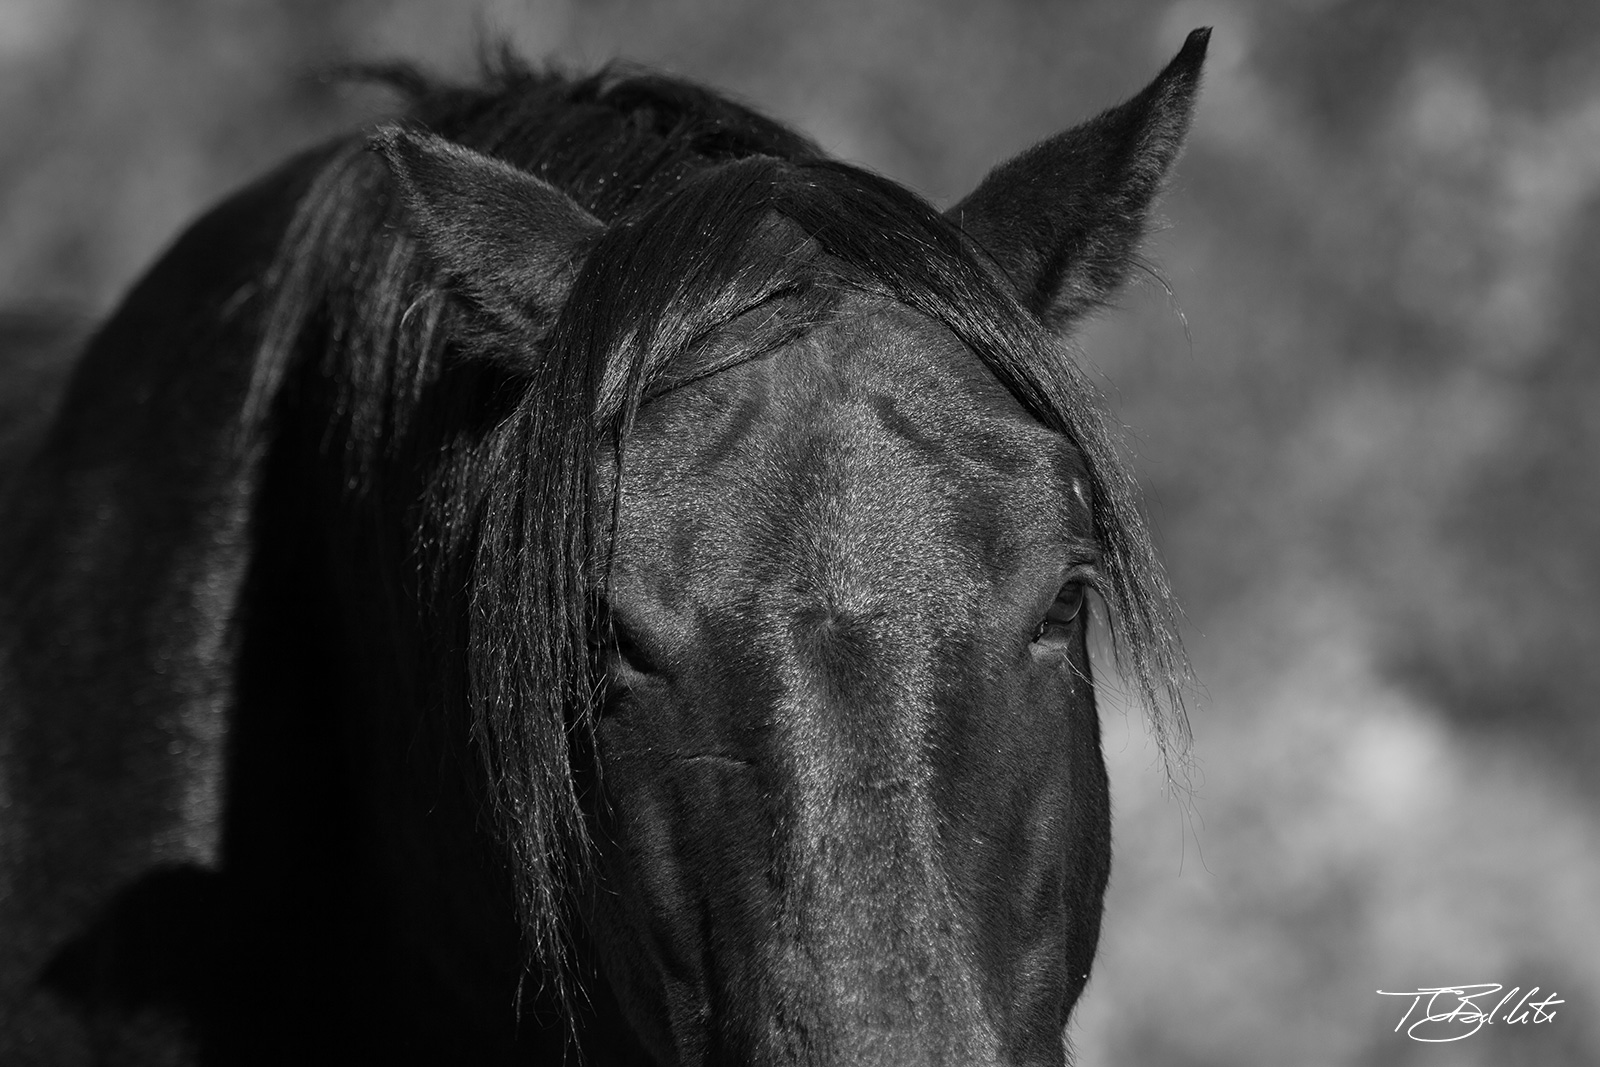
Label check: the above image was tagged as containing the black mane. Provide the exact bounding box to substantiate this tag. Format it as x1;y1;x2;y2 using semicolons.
253;58;1188;982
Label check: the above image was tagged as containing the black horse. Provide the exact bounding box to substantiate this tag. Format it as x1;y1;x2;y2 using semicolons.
0;30;1206;1066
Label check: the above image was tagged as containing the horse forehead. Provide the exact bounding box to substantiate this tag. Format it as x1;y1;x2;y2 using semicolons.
618;305;1082;603
755;312;1039;530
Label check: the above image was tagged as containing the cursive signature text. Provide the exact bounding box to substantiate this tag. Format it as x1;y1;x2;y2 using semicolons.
1376;984;1563;1042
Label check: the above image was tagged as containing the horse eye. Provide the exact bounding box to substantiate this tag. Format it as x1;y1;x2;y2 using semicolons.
1052;582;1087;623
594;600;657;678
609;620;656;675
1032;581;1087;645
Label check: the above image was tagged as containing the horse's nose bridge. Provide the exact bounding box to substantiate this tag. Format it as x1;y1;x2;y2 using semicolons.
717;380;1008;1060
754;391;964;792
756;608;1005;1064
762;386;980;936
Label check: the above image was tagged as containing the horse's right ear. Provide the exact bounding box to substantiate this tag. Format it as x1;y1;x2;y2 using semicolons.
949;28;1209;333
371;127;603;334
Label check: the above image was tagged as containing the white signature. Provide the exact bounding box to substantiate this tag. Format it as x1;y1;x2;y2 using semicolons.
1376;984;1563;1042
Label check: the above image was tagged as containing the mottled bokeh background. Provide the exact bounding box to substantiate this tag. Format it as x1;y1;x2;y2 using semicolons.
3;0;1597;1062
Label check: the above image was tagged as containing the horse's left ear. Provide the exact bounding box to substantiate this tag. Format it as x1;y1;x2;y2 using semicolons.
949;28;1209;332
371;126;604;334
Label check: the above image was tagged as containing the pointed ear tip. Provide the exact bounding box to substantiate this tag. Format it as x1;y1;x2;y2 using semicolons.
1174;27;1212;71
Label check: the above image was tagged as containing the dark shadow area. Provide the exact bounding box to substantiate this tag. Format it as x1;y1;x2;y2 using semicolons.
38;865;224;1056
28;336;656;1065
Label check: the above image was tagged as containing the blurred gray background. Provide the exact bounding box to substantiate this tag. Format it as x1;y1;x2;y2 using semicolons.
3;0;1597;1063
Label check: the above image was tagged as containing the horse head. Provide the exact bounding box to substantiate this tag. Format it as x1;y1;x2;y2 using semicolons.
367;30;1206;1065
